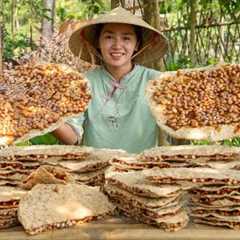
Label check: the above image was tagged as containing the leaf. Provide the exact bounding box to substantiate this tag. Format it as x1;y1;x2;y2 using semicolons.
30;133;60;145
16;141;32;146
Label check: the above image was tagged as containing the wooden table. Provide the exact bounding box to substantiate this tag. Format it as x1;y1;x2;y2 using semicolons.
0;217;239;240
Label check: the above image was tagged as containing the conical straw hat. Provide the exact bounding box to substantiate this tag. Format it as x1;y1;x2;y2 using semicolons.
69;7;168;65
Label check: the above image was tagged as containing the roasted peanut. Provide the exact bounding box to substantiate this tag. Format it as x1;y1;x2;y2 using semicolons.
151;64;240;130
1;63;91;141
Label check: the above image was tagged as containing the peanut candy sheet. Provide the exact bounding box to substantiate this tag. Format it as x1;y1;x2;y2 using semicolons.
146;64;240;141
0;63;91;145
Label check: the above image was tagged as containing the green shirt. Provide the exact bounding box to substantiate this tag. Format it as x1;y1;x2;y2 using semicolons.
68;64;161;153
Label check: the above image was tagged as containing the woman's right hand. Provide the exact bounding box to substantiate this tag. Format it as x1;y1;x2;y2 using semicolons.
52;124;79;145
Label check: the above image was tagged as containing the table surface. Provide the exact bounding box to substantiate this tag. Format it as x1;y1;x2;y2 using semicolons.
0;217;239;240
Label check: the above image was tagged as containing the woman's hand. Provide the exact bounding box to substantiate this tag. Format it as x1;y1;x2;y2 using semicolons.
52;124;78;145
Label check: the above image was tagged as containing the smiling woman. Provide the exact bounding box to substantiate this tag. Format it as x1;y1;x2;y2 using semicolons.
53;7;169;153
98;23;139;80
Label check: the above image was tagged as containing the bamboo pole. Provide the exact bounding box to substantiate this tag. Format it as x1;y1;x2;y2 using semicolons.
162;20;240;32
189;0;197;65
0;27;2;77
11;0;16;40
111;0;120;9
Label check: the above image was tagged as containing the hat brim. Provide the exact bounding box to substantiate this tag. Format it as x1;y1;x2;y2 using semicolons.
69;7;169;65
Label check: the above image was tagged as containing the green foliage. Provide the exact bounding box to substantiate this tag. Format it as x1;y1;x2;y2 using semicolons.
166;56;222;71
30;133;60;145
2;0;109;60
2;0;46;60
15;140;32;146
206;57;219;65
3;29;35;60
159;0;187;14
218;0;240;15
56;0;109;22
192;137;240;147
165;56;197;71
223;138;240;147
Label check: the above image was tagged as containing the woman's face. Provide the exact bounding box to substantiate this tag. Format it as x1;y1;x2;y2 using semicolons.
99;23;138;69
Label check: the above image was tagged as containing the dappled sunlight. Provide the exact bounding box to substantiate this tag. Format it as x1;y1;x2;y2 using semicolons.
0;188;27;199
55;201;94;219
183;129;209;140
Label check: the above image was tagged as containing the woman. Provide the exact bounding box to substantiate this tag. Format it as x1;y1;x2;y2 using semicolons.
53;7;168;153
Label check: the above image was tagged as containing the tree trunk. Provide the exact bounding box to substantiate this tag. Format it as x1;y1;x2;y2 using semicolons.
142;0;164;70
111;0;125;8
125;0;142;15
111;0;120;8
0;25;3;76
41;0;55;40
143;0;169;146
29;23;33;50
0;0;4;75
143;0;160;29
189;0;197;65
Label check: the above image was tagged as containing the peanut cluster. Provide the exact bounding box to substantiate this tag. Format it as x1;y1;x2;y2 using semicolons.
0;63;91;139
152;64;240;130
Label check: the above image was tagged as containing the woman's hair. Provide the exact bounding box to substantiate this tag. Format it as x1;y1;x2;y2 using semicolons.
94;23;143;53
134;26;143;50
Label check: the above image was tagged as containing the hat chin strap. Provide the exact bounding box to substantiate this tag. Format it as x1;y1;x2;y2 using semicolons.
79;35;104;65
131;33;157;60
131;41;153;60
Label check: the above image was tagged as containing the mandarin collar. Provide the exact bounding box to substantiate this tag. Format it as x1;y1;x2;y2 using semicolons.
101;64;139;84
